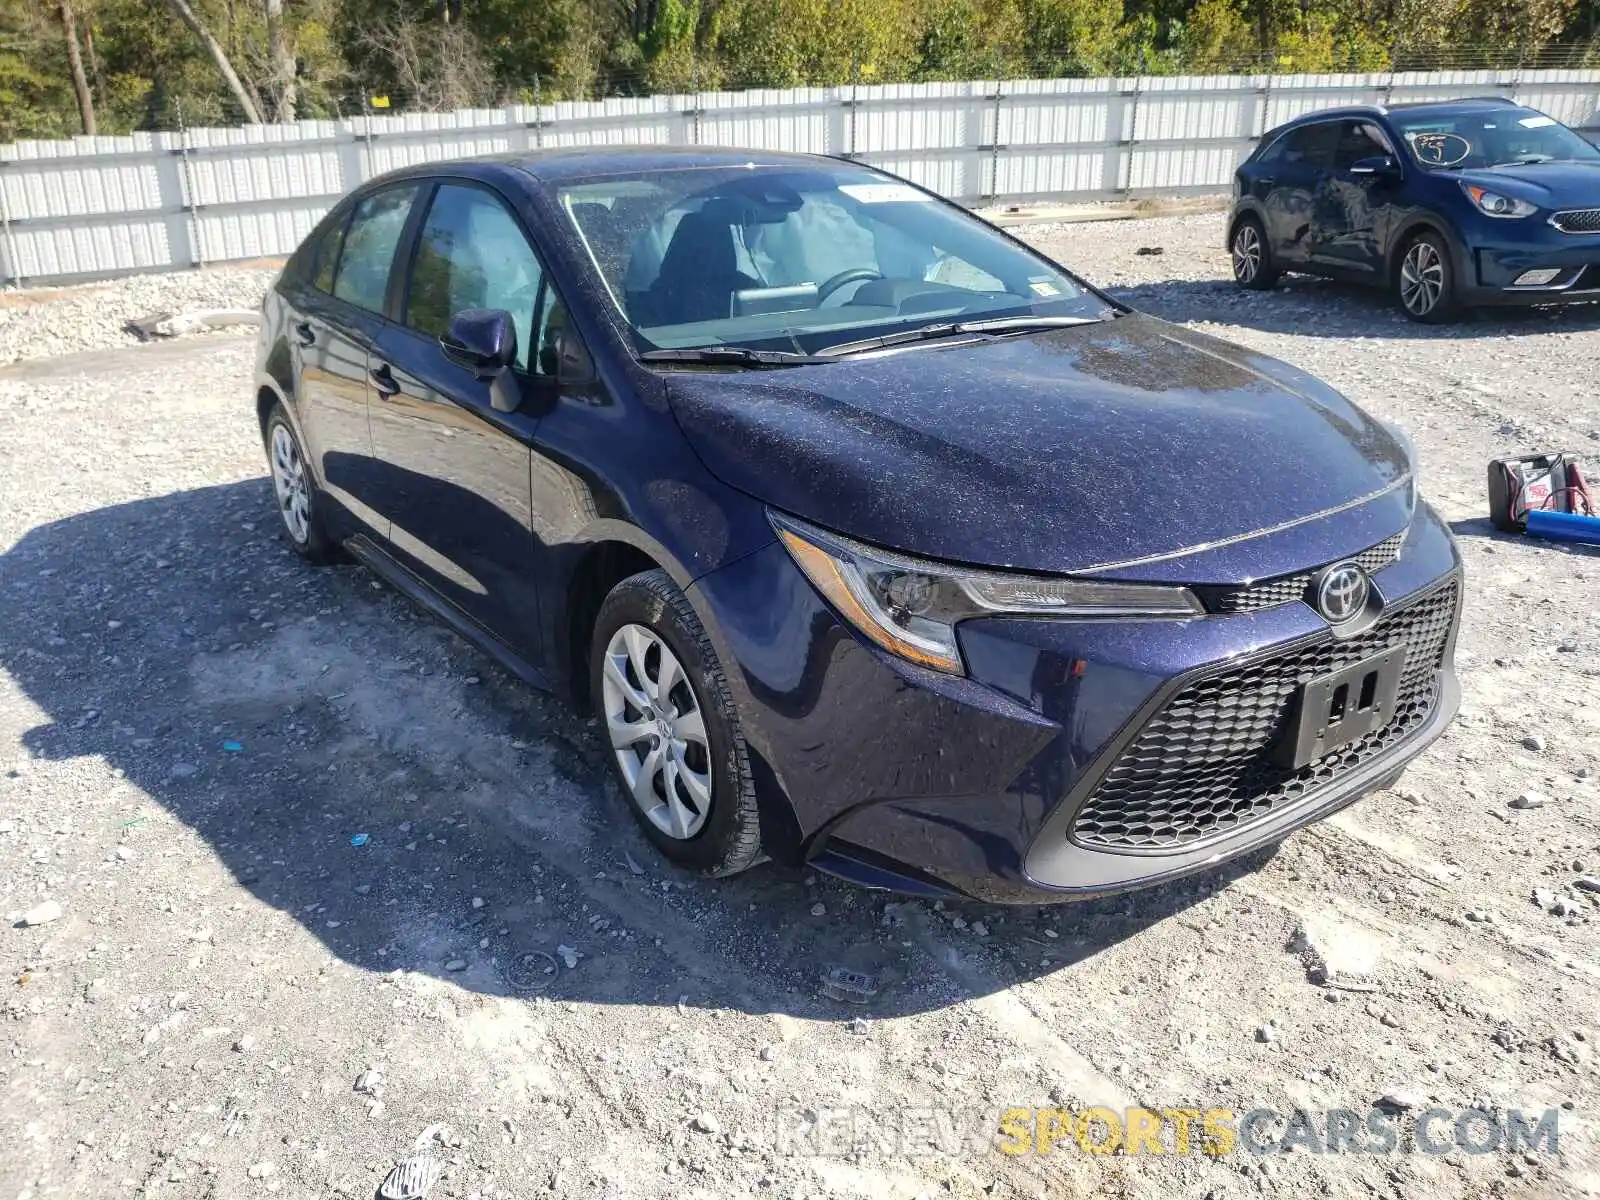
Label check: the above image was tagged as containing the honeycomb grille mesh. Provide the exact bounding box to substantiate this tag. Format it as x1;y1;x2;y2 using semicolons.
1198;534;1405;615
1070;581;1458;852
1552;208;1600;234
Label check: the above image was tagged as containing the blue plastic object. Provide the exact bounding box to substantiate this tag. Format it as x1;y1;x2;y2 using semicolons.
1525;508;1600;546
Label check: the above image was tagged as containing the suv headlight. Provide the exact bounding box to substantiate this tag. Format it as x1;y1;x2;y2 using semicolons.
771;513;1202;675
1461;183;1537;218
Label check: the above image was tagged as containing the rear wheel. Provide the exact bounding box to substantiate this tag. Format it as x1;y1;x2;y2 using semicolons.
590;569;762;876
1230;217;1279;290
264;404;339;563
1395;231;1459;323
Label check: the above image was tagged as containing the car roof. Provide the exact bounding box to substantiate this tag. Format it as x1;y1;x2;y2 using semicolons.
362;145;851;191
1260;96;1530;142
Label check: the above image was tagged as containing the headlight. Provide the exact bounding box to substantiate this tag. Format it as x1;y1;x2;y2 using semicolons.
1461;184;1537;218
771;513;1202;675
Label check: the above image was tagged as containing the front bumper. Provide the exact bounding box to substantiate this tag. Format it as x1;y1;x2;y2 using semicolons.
688;501;1463;904
1464;217;1600;305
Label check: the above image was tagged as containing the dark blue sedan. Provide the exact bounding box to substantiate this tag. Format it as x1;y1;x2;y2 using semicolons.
255;147;1462;904
1228;97;1600;321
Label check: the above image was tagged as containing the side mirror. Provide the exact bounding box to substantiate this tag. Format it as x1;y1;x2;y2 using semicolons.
441;308;517;379
1349;154;1399;178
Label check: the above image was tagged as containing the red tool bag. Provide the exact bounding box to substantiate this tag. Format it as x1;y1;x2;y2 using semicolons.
1487;452;1595;531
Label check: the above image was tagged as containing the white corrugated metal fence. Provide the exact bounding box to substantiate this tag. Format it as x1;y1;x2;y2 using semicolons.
2;68;1597;286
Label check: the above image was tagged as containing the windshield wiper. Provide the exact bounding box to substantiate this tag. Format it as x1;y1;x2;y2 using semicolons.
818;314;1107;359
639;346;826;368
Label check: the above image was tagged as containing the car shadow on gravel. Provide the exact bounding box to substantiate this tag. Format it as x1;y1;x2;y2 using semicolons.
1448;515;1600;556
1;481;1260;1021
1107;276;1600;339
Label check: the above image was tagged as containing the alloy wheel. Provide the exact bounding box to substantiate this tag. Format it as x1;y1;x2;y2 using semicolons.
1399;241;1444;316
601;623;712;840
1231;224;1262;283
269;423;312;544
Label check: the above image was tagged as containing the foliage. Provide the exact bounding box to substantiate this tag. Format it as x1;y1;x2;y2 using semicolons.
1;0;1598;141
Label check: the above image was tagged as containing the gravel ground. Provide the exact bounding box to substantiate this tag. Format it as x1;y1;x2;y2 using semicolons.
0;266;277;364
2;215;1599;1200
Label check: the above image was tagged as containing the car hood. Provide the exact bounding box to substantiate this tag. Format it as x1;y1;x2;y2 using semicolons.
1448;160;1600;209
665;314;1411;577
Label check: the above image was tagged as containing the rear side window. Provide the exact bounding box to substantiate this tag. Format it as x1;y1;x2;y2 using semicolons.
308;211;348;293
1280;122;1340;167
405;183;544;371
332;185;419;314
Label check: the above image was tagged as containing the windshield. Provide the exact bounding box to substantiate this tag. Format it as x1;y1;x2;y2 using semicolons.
557;164;1110;355
1392;107;1600;170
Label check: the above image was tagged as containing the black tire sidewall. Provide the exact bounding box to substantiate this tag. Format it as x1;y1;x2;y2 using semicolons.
1397;231;1458;323
264;404;336;562
1233;216;1277;290
589;572;756;874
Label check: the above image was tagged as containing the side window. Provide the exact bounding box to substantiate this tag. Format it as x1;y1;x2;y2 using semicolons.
332;185;419;314
1282;122;1339;168
1333;121;1391;171
405;184;543;371
1255;131;1290;166
309;210;348;293
532;286;570;377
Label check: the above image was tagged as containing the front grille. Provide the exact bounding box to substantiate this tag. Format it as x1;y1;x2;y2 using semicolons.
1070;580;1458;852
1552;208;1600;234
1197;534;1405;615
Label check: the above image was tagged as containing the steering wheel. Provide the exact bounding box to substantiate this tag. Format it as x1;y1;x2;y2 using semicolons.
816;268;884;303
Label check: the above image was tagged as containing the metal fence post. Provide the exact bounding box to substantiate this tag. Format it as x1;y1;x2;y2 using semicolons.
1119;75;1144;195
532;74;544;148
175;100;205;269
982;51;1005;202
849;54;861;160
0;162;20;288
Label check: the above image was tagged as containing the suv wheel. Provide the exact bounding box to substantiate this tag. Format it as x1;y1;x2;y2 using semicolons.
590;569;762;876
1396;232;1459;323
1230;217;1279;290
264;404;339;563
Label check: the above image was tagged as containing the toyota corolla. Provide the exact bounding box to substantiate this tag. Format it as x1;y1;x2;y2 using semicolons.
254;147;1462;903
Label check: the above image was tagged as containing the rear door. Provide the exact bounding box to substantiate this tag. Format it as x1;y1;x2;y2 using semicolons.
1261;121;1339;266
1313;120;1398;276
292;183;420;539
368;179;555;662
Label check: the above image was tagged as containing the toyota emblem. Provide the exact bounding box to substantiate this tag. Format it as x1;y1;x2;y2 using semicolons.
1316;563;1370;624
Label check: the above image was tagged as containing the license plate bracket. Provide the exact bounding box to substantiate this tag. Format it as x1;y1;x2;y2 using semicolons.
1276;646;1407;770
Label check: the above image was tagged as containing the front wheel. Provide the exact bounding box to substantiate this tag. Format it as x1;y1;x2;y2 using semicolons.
590;569;762;876
1230;217;1280;290
1395;232;1459;323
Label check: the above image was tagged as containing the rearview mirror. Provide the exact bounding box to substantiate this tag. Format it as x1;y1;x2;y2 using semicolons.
441;308;517;379
1349;154;1399;178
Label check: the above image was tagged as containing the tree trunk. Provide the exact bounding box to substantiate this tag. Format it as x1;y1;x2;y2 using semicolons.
59;0;97;135
161;0;264;123
264;0;297;122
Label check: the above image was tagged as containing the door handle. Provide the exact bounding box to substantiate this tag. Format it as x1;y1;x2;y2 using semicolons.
293;321;316;347
368;363;400;397
1257;176;1277;188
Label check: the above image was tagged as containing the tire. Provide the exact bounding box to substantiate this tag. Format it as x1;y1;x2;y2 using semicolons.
1230;216;1280;290
1395;230;1460;324
263;403;339;564
590;569;762;876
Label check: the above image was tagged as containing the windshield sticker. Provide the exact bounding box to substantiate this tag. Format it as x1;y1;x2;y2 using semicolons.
838;183;933;204
1519;114;1557;129
1408;131;1471;167
1029;280;1062;297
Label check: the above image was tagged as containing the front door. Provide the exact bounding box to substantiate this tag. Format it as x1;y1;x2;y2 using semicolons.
368;180;556;662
